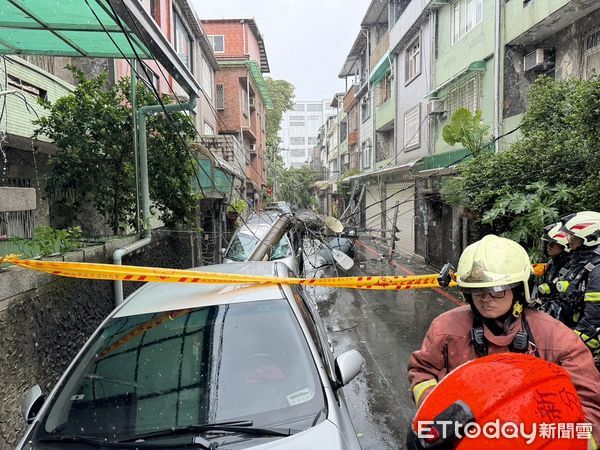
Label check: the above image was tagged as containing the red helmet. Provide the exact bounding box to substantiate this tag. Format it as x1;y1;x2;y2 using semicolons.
412;354;587;449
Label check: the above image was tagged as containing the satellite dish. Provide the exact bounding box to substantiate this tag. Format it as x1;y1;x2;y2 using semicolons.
332;248;355;270
325;216;344;234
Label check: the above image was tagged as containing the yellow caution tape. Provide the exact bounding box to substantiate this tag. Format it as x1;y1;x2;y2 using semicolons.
0;256;549;291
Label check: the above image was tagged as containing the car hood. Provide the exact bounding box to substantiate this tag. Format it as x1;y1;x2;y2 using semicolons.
249;420;347;449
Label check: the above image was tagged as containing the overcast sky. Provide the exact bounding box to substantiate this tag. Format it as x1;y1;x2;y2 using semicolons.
192;0;367;102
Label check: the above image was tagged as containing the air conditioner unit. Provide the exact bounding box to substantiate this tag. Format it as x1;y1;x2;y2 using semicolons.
249;97;256;109
523;49;554;72
426;99;446;115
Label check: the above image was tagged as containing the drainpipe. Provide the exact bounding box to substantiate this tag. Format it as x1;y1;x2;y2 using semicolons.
493;0;502;153
112;95;198;306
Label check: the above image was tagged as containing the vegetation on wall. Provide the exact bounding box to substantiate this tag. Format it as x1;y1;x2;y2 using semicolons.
442;76;600;251
34;67;199;234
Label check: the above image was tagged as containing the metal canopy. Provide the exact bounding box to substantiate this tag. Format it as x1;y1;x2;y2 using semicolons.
0;0;200;95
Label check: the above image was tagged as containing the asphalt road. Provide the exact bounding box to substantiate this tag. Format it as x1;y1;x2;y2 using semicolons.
303;237;460;449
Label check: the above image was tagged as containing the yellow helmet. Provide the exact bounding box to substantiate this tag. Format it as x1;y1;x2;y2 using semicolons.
456;235;532;301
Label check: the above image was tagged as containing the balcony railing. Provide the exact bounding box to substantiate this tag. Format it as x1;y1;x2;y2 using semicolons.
343;84;359;112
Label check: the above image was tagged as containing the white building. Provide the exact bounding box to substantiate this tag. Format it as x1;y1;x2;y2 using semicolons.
279;100;336;168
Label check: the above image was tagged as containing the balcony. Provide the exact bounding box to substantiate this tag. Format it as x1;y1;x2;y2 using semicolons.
343;84;359;112
370;31;389;73
505;0;600;45
375;97;394;131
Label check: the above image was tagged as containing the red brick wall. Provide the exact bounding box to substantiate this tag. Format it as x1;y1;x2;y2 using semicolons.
202;21;245;57
215;66;245;132
202;20;263;64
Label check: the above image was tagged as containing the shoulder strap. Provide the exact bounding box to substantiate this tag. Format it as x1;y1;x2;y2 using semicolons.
522;314;540;358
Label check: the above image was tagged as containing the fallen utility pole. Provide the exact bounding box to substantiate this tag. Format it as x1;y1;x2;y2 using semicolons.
247;215;292;262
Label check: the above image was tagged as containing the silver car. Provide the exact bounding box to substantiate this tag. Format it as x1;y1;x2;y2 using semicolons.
223;212;302;275
18;262;363;449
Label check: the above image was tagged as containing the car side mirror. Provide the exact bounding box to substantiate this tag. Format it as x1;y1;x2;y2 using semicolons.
21;385;45;424
335;349;364;387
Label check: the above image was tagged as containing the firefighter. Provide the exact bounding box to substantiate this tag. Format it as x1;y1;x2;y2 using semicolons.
536;222;571;318
557;211;600;365
407;235;600;448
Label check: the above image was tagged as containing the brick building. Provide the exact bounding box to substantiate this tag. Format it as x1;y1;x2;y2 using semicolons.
200;18;272;207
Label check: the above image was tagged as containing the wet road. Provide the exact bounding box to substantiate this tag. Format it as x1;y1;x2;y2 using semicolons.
303;237;461;449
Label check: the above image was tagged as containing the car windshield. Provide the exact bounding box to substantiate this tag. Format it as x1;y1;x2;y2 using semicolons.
225;233;258;261
37;300;325;442
226;233;291;262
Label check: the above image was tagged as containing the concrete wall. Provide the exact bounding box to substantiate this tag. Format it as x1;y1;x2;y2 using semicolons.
394;15;433;164
0;231;200;449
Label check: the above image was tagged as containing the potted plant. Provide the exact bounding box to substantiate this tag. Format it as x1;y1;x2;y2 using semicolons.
227;198;248;224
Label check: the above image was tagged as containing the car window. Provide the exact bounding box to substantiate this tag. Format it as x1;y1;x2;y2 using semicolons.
225;233;258;261
38;301;326;442
271;235;292;260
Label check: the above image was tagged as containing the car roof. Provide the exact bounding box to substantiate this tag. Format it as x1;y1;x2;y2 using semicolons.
115;262;287;318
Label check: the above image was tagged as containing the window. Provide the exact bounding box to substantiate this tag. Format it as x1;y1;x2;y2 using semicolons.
289;115;305;120
216;84;225;110
292;103;305;111
340;120;348;143
452;0;483;44
242;89;249;117
149;0;159;22
202;57;213;100
306;103;322;112
290;137;305;145
404;105;421;150
291;149;306;158
446;74;481;117
307;115;320;121
361;95;371;123
203;122;214;135
585;28;600;80
7;74;47;100
405;36;421;82
361;139;372;169
290;121;305;126
174;13;192;70
308;137;318;145
379;71;393;105
138;63;159;91
208;35;224;53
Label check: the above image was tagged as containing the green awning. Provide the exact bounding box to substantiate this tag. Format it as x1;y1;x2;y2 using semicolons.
369;52;391;84
245;60;273;109
413;148;472;173
426;60;487;98
0;0;151;58
0;0;200;94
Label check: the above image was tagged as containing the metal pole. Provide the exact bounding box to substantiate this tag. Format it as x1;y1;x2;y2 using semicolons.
493;0;502;153
389;201;400;260
131;59;140;232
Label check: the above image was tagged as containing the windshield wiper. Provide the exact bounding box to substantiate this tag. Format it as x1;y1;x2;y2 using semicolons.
38;434;115;446
120;420;293;443
40;433;219;448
